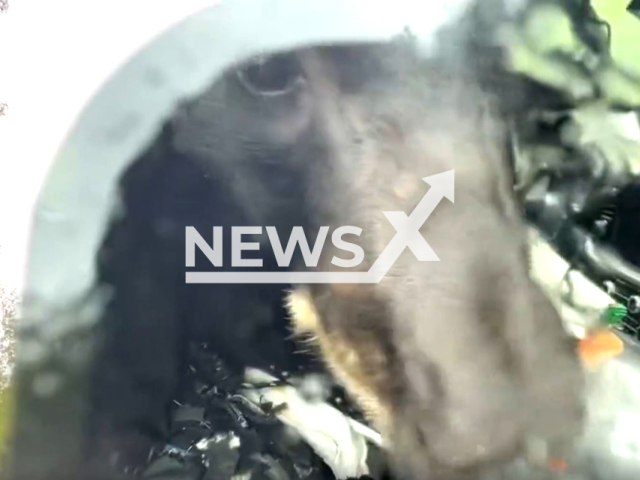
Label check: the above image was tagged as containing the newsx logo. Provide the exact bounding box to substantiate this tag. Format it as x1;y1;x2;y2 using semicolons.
185;170;454;284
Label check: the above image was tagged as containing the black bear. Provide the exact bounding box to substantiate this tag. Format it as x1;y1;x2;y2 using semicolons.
86;33;585;480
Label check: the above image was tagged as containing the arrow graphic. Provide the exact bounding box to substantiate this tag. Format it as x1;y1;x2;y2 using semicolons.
367;170;454;281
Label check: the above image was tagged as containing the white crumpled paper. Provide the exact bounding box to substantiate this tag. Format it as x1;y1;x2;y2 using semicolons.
241;368;383;480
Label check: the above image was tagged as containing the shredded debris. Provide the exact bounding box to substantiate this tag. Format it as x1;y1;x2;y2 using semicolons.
141;343;386;480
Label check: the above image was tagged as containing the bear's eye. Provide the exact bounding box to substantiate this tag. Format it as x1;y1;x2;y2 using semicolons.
236;53;305;96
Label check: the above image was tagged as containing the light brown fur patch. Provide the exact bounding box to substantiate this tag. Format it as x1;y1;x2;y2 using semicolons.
285;288;392;433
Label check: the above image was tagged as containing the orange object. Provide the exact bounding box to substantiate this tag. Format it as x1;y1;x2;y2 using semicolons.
548;458;568;473
579;329;624;367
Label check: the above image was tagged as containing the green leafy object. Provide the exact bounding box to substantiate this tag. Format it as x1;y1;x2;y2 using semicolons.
593;0;640;79
0;382;16;467
522;4;582;55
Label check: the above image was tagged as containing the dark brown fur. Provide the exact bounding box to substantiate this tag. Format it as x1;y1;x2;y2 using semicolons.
284;45;585;480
